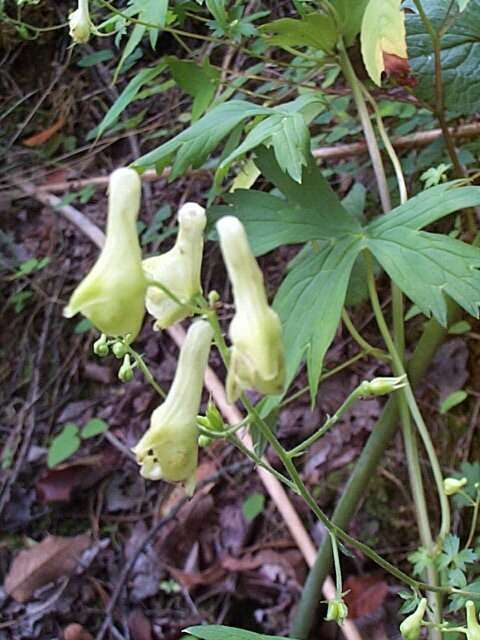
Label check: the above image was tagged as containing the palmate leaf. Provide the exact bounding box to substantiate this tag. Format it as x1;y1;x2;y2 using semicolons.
215;147;480;398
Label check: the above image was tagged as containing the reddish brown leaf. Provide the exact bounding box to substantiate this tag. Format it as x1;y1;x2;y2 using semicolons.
383;52;417;87
168;564;225;589
4;534;91;603
22;115;66;147
36;448;120;503
344;574;389;619
63;623;94;640
128;609;153;640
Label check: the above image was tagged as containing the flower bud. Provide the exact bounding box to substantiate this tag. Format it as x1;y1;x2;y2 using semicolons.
118;354;134;382
69;0;93;43
325;598;348;625
198;434;212;448
93;333;109;357
216;216;285;403
64;168;146;341
399;598;427;640
112;341;127;359
359;374;407;397
132;320;213;495
444;477;468;496
467;601;480;640
143;203;206;330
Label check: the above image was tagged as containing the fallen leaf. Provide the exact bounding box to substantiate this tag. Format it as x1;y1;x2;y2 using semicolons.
168;563;225;589
343;574;389;619
36;447;120;503
128;608;153;640
63;623;94;640
22;114;66;147
4;533;91;603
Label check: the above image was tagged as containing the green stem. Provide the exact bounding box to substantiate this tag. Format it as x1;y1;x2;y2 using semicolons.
287;384;366;458
465;491;480;550
341;308;390;361
125;344;166;398
329;532;343;596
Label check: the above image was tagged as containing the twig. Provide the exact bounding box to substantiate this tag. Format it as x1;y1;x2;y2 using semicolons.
19;121;480;194
21;187;364;640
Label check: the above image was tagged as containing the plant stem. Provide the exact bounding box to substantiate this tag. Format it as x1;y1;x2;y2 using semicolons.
287;383;366;458
341;309;390;361
125;344;166;398
465;492;480;550
329;532;343;595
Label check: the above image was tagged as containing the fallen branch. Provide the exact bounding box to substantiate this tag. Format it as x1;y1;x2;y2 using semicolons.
27;121;480;194
18;183;364;640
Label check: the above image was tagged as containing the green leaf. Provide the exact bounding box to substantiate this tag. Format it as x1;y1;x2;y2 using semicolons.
408;546;432;576
81;418;109;439
407;0;480;116
274;236;362;398
361;0;407;85
184;626;299;640
366;228;480;326
115;23;146;83
453;462;480;507
74;318;93;334
448;578;480;612
439;534;477;570
330;0;369;45
209;146;361;256
457;0;472;10
216;94;323;185
448;320;471;334
77;49;114;68
48;424;81;468
440;390;468;414
166;56;220;122
259;13;338;53
95;64;164;139
132;100;273;176
242;493;265;521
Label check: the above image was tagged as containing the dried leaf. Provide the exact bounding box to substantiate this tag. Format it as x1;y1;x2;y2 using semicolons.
22;115;66;147
63;623;94;640
4;534;91;603
36;448;120;503
343;574;389;619
128;609;153;640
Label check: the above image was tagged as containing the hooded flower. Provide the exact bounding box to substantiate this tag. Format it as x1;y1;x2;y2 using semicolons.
69;0;93;43
132;319;213;495
444;476;467;496
467;600;480;640
216;216;285;403
399;598;427;640
143;203;206;330
64;168;146;340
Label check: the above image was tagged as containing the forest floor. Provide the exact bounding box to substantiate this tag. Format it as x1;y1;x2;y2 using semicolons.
1;3;479;640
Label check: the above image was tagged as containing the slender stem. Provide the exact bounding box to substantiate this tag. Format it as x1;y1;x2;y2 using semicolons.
146;280;203;315
329;532;343;595
341;309;390;362
287;384;365;457
125;344;166;398
465;491;480;550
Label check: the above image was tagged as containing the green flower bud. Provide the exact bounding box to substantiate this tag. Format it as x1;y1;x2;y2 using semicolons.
198;434;212;448
132;320;213;495
118;354;134;382
64;168;146;341
399;598;427;640
208;290;220;306
93;333;109;357
69;0;93;43
359;374;407;397
143;203;206;330
325;598;348;625
216;216;285;403
205;400;224;431
467;601;480;640
112;341;128;359
444;476;468;496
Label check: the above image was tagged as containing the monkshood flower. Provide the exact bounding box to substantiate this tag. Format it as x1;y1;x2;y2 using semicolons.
467;600;480;640
69;0;93;43
143;203;206;330
132;320;213;496
216;216;285;403
399;598;427;640
64;168;146;341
